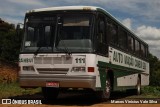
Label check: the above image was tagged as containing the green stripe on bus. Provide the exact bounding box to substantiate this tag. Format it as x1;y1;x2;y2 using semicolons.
97;61;144;90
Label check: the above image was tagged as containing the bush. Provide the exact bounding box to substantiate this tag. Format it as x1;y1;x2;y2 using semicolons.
142;86;160;97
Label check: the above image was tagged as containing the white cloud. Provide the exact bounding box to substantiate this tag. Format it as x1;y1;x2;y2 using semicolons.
135;26;160;58
122;18;132;30
8;0;45;7
2;17;23;25
136;25;160;40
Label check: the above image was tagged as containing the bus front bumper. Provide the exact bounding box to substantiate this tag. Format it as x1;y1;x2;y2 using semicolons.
19;75;96;90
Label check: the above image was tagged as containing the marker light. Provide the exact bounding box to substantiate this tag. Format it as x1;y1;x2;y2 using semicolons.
23;66;34;71
88;67;94;72
72;67;85;72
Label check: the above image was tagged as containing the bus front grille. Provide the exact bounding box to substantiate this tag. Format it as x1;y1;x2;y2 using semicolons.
34;56;72;64
37;68;69;74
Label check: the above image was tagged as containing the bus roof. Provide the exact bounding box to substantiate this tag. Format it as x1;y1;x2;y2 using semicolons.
27;6;99;13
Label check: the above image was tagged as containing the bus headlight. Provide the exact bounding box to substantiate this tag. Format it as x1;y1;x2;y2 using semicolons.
72;67;85;72
23;66;35;71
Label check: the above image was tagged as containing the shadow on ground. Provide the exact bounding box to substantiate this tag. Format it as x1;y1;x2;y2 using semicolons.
9;90;135;106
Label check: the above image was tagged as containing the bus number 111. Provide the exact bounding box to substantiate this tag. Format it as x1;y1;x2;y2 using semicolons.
75;58;85;63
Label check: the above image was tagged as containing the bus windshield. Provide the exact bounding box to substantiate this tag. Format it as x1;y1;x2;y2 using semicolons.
22;13;94;53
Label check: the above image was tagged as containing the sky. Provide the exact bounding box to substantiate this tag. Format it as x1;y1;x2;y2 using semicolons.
0;0;160;59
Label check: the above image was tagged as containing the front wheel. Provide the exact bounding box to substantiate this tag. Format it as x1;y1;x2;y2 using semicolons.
97;74;111;101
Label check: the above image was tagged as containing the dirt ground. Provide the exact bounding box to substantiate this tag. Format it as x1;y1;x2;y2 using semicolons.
0;91;160;107
0;104;160;107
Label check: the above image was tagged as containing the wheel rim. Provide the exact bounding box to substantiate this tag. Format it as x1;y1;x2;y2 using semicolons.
137;78;141;95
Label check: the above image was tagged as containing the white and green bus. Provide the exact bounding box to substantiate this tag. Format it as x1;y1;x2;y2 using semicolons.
19;6;149;100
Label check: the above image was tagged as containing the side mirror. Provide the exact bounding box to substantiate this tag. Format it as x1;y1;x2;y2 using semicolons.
16;23;24;37
16;23;24;30
16;24;20;30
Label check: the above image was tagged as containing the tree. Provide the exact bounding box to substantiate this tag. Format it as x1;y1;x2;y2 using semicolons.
0;18;22;62
148;53;160;86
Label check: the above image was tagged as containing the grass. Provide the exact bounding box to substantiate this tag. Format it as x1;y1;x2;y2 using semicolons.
0;82;41;99
126;86;160;98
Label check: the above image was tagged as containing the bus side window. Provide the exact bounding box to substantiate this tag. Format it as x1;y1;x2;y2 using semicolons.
128;35;134;52
96;15;108;56
98;19;105;43
145;46;148;58
107;20;118;45
140;43;145;57
118;27;127;49
135;39;140;56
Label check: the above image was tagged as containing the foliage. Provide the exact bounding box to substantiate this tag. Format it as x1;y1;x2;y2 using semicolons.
0;18;22;62
142;86;160;97
148;53;160;86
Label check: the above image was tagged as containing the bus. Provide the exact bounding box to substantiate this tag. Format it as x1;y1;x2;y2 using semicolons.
18;6;149;100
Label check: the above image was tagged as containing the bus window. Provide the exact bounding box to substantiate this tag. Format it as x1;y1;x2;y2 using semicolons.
128;35;134;52
141;44;145;57
96;14;108;56
98;20;105;43
107;20;118;45
45;26;51;46
145;46;148;58
61;15;91;40
26;27;37;47
135;39;140;55
118;27;127;49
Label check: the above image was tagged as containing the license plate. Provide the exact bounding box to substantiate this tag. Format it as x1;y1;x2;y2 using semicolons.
46;82;59;87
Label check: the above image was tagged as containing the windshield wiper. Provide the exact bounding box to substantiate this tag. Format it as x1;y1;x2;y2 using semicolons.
34;46;42;57
56;34;72;56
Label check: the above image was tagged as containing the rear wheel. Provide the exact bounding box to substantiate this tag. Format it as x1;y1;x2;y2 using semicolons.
42;87;59;100
126;76;141;95
136;77;141;95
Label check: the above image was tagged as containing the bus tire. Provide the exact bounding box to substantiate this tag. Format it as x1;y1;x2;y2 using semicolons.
136;76;141;95
42;87;59;101
97;74;111;101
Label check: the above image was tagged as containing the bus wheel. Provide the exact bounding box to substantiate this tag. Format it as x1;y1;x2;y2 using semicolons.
104;75;111;99
42;87;59;100
136;77;141;95
97;74;111;101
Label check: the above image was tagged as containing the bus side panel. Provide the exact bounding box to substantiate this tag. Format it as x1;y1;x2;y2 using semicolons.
117;74;138;86
141;74;149;86
141;62;149;86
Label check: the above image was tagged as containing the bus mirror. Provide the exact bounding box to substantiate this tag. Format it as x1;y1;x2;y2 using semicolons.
16;23;24;36
16;24;20;30
16;23;24;30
